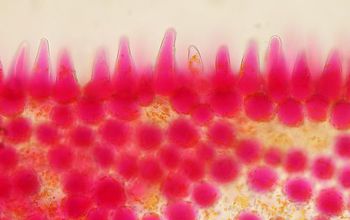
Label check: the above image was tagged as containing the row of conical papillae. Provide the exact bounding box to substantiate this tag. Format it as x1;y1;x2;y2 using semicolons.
1;29;350;129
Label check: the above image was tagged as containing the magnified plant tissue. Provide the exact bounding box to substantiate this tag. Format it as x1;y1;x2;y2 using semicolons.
1;29;350;220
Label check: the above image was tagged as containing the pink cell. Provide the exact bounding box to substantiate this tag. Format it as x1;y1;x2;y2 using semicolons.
167;118;199;148
170;87;199;114
191;103;213;125
165;201;197;220
158;145;181;169
63;170;92;195
192;182;219;208
142;213;160;220
311;156;335;180
5;117;32;143
136;123;163;151
181;156;205;181
210;156;240;184
116;153;139;180
69;125;94;148
0;146;18;171
316;187;344;217
331;101;350;129
113;207;137;220
305;95;329;122
161;173;190;200
108;97;140;121
277;98;304;126
139;156;163;183
61;195;91;218
284;177;312;203
76;97;104;124
244;93;274;121
13;168;40;197
195;142;215;163
35;122;59;146
93;145;115;168
50;104;74;128
247;165;278;193
93;177;126;209
236;211;262;220
235;139;262;164
99;119;130;146
334;134;350;158
264;147;283;166
207;120;235;147
284;148;308;173
0;175;11;200
338;165;350;188
48;145;74;171
87;208;108;220
290;52;313;101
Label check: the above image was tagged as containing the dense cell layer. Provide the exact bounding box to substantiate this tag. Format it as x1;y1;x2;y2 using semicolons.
0;30;350;219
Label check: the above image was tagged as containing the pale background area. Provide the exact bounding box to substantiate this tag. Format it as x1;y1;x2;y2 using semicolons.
0;0;349;82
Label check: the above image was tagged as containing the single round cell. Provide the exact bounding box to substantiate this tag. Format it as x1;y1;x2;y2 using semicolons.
35;122;59;146
48;145;74;171
62;195;92;218
236;211;262;220
87;208;108;220
334;134;350;159
210;156;239;184
76;98;105;124
338;165;350;188
13;168;41;197
284;148;308;173
311;156;335;180
92;145;115;168
62;170;92;195
167;118;199;148
191;103;213;125
284;177;312;203
0;175;12;200
264;147;283;166
277;98;304;126
244;93;274;121
207;120;235;148
181;156;205;181
170;87;199;114
316;187;344;217
69;125;94;148
99;119;130;146
235;139;262;164
158;145;181;169
0;145;18;171
165;201;197;220
93;177;126;208
192;182;219;208
50;104;74;128
136;123;163;151
5;117;32;143
247;165;278;193
162;173;190;200
112;207;137;220
139;156;163;183
116;153;139;180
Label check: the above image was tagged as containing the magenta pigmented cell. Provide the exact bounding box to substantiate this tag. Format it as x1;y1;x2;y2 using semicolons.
62;195;92;218
76;97;105;124
195;142;215;163
305;95;329;122
210;156;240;184
35;122;59;146
180;156;205;181
158;144;181;169
99;119;130;146
192;182;219;208
87;208;108;220
12;168;41;197
330;101;350;129
191;103;213;125
236;211;262;220
247;165;278;193
316;187;344;217
139;156;163;183
290;52;313;101
69;125;94;148
48;144;74;171
161;173;190;200
5;117;32;143
50;104;74;128
244;93;275;122
136;122;163;151
116;153;139;180
334;134;350;159
263;147;283;167
311;156;335;180
62;170;92;195
337;165;350;188
170;87;199;114
113;207;137;220
165;201;197;220
92;145;115;168
207;120;235;148
142;213;161;220
93;176;126;209
284;148;308;173
0;145;18;171
167;118;199;148
284;177;312;203
235;139;262;164
277;98;304;126
0;175;12;200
